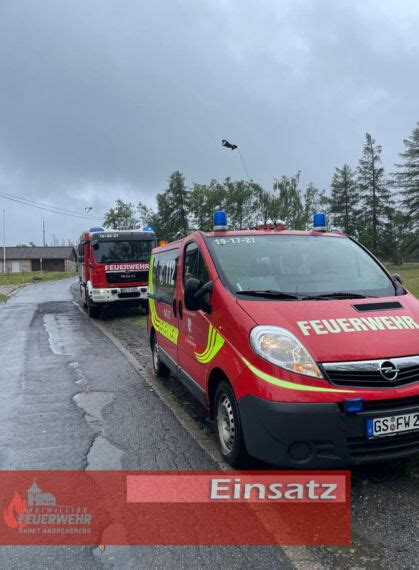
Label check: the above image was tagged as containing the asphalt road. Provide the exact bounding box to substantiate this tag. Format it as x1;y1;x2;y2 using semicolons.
0;278;293;569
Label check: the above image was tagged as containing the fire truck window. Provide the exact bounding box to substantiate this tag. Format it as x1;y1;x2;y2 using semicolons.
183;242;209;285
152;249;178;303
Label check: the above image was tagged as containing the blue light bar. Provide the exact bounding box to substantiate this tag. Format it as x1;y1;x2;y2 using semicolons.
313;213;327;232
344;398;364;414
89;226;105;232
142;226;155;233
213;210;228;231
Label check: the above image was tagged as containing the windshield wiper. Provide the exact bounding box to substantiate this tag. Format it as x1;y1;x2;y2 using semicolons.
301;292;377;301
236;290;302;300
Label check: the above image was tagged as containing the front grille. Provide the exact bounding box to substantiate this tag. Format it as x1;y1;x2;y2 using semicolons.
325;366;419;388
322;356;419;389
118;291;140;299
360;396;419;413
348;431;419;459
106;271;148;283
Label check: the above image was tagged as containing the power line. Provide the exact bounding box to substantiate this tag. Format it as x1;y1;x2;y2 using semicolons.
0;191;103;221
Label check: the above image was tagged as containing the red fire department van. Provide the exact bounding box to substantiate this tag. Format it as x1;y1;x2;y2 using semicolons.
148;212;419;468
78;226;156;318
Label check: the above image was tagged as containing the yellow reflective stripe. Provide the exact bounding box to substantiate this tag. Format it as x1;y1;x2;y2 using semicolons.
243;358;356;394
148;255;179;345
197;333;225;363
195;325;216;360
195;325;225;363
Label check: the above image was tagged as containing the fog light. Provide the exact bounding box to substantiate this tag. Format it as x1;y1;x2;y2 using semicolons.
288;441;313;462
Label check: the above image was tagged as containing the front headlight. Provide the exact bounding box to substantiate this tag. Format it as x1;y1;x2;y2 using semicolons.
250;326;323;378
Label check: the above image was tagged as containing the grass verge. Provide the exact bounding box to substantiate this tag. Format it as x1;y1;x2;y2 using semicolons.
0;271;77;286
385;263;419;297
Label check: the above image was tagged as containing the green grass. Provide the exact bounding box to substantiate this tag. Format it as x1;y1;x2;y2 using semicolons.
0;271;77;286
385;263;419;297
0;294;7;303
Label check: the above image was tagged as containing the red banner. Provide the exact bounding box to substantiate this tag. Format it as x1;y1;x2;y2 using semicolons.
1;471;350;545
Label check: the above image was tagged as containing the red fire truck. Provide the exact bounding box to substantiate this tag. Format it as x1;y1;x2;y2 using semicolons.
78;226;156;318
148;211;419;468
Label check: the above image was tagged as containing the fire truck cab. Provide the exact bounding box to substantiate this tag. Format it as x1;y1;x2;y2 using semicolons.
78;226;156;318
148;212;419;468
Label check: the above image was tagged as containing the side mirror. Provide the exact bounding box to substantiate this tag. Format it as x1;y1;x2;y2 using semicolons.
184;278;213;313
392;273;403;285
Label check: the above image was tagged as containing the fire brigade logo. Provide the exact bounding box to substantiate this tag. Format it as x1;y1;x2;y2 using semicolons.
3;479;92;534
379;361;399;381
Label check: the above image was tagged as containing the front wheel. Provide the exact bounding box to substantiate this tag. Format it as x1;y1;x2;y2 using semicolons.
87;297;100;319
215;381;250;467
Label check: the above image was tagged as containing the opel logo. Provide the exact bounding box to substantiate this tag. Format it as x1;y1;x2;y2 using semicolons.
379;361;399;381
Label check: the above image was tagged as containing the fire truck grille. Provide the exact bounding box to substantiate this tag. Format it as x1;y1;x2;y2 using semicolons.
322;357;419;389
106;271;148;283
348;431;419;460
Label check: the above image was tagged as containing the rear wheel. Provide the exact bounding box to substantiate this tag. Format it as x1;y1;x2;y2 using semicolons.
215;381;250;467
151;333;169;377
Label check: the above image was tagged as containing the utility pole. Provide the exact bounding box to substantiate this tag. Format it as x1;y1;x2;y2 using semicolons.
42;219;46;247
2;209;5;273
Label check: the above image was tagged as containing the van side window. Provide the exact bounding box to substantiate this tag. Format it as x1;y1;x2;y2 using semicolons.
152;249;178;303
183;242;209;285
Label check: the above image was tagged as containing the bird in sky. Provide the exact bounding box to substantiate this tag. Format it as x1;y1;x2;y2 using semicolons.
85;207;93;212
221;139;238;150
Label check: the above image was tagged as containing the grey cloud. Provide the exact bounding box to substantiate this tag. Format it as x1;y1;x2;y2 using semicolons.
0;0;418;244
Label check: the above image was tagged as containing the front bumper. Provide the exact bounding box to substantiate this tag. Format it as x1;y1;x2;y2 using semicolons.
239;395;419;468
90;286;148;303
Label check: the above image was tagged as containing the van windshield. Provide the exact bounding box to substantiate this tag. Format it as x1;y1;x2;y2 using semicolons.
207;235;397;299
94;240;154;263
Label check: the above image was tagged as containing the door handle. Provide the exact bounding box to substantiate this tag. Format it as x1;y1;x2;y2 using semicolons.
178;300;183;320
172;298;177;317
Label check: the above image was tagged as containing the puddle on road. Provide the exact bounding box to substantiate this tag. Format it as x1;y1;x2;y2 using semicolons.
43;314;82;356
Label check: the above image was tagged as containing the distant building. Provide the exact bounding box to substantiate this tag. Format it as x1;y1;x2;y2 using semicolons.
0;246;76;273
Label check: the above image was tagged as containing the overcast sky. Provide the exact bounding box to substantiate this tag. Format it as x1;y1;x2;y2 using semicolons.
0;0;418;245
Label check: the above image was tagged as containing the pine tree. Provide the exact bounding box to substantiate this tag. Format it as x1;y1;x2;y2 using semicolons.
393;122;419;229
357;133;391;253
156;171;189;241
329;165;359;234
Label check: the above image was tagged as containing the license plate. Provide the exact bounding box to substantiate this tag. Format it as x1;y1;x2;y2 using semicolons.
123;287;138;293
367;412;419;438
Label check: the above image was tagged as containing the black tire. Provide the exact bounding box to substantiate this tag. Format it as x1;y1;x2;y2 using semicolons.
151;333;169;377
87;296;100;319
214;380;251;467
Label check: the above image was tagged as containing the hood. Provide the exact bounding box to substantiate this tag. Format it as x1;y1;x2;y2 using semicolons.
237;294;419;362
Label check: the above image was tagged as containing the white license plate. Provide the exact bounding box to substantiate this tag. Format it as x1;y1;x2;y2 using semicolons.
367;412;419;438
123;287;138;293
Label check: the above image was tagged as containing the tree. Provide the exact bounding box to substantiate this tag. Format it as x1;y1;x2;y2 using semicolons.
156;171;189;241
392;122;419;230
273;173;304;229
103;199;137;229
137;201;163;236
329;165;359;234
357;133;391;253
188;180;226;232
224;178;255;230
302;183;328;229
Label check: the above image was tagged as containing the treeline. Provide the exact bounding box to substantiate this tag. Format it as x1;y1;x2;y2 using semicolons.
103;123;419;263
